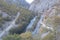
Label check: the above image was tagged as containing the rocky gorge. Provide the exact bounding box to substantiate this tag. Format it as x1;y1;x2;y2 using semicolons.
0;0;60;40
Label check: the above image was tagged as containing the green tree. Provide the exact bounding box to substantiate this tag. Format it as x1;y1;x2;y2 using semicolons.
3;34;21;40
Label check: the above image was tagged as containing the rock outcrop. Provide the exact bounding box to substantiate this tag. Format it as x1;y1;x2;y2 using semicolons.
27;0;60;40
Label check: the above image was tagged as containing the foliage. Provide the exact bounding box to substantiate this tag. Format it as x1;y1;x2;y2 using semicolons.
20;32;32;39
0;14;4;27
3;34;21;40
0;0;36;40
0;17;3;27
0;0;35;34
9;8;34;34
3;32;33;40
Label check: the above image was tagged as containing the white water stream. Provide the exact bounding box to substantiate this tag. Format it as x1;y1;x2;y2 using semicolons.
32;0;56;34
26;16;37;32
32;15;44;34
28;0;57;34
0;12;20;38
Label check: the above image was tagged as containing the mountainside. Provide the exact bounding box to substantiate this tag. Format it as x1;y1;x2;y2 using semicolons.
5;0;30;8
0;0;35;39
28;0;60;40
0;0;60;40
29;0;57;12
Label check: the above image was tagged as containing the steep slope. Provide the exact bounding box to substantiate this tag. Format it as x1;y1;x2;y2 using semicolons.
29;0;57;12
38;4;60;40
28;0;57;34
26;0;60;40
1;0;60;40
0;0;35;39
5;0;30;9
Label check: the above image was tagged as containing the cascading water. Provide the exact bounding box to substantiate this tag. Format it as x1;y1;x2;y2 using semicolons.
0;12;20;38
32;15;44;34
29;0;57;34
26;16;37;32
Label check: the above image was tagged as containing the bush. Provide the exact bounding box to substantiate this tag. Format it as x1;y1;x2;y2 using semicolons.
0;0;35;34
42;33;55;40
3;32;33;40
3;34;21;40
20;32;32;38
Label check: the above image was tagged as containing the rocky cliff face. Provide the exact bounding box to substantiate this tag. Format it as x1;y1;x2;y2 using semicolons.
29;0;57;12
27;0;60;40
0;0;60;40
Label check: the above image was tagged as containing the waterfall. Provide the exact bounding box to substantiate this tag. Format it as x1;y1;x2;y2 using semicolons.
29;0;57;35
0;12;20;38
26;16;37;32
32;15;54;34
32;15;44;34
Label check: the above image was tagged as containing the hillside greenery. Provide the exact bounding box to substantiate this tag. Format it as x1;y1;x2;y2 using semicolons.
0;0;36;40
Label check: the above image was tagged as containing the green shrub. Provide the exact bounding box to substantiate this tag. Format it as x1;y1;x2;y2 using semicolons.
3;32;33;40
3;34;21;40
